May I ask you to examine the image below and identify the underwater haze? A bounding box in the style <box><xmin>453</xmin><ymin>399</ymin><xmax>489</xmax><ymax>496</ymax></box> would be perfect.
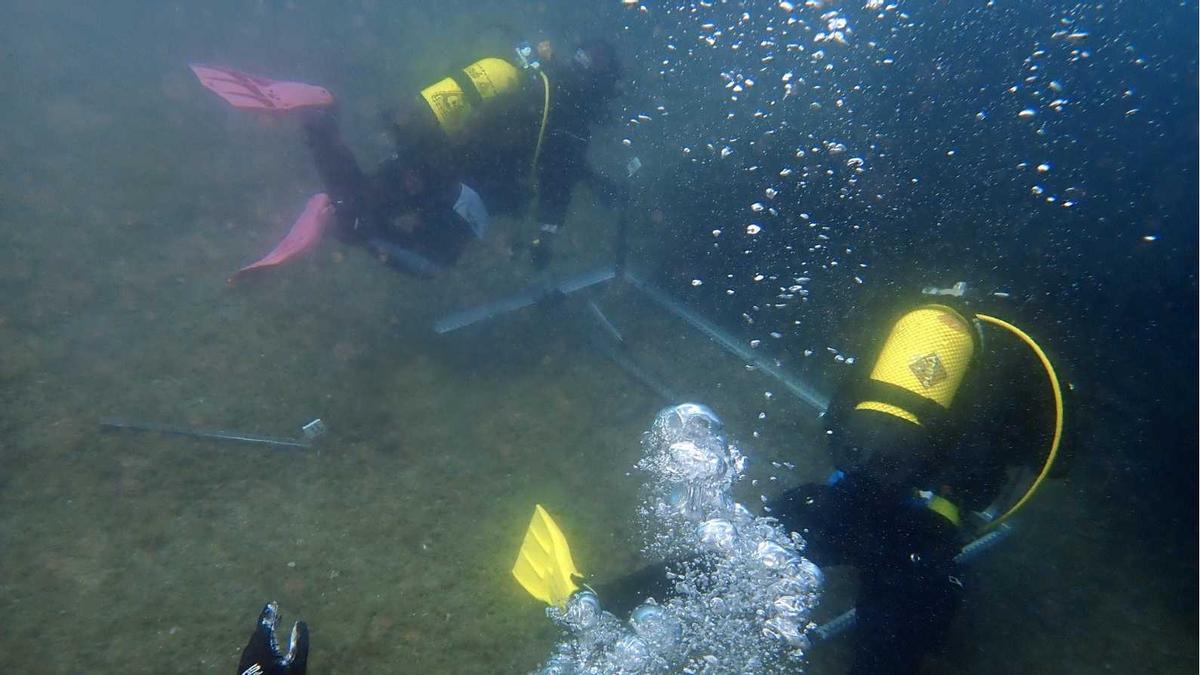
<box><xmin>1</xmin><ymin>1</ymin><xmax>1196</xmax><ymax>673</ymax></box>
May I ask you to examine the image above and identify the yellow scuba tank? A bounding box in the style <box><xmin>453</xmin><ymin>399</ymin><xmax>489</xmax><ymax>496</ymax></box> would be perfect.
<box><xmin>856</xmin><ymin>304</ymin><xmax>978</xmax><ymax>425</ymax></box>
<box><xmin>419</xmin><ymin>57</ymin><xmax>522</xmax><ymax>136</ymax></box>
<box><xmin>851</xmin><ymin>285</ymin><xmax>1066</xmax><ymax>531</ymax></box>
<box><xmin>417</xmin><ymin>51</ymin><xmax>551</xmax><ymax>183</ymax></box>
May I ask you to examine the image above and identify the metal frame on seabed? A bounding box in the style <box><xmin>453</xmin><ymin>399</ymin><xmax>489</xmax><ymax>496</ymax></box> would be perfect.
<box><xmin>432</xmin><ymin>265</ymin><xmax>830</xmax><ymax>413</ymax></box>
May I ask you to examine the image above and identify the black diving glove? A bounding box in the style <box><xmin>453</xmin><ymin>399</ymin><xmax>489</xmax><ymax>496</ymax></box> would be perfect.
<box><xmin>530</xmin><ymin>224</ymin><xmax>559</xmax><ymax>270</ymax></box>
<box><xmin>237</xmin><ymin>602</ymin><xmax>309</xmax><ymax>675</ymax></box>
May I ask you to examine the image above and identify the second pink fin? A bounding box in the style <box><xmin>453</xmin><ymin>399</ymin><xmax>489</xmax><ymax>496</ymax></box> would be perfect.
<box><xmin>230</xmin><ymin>193</ymin><xmax>335</xmax><ymax>284</ymax></box>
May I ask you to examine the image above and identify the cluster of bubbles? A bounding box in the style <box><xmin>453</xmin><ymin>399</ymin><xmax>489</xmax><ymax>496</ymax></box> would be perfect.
<box><xmin>536</xmin><ymin>404</ymin><xmax>822</xmax><ymax>674</ymax></box>
<box><xmin>600</xmin><ymin>1</ymin><xmax>1168</xmax><ymax>451</ymax></box>
<box><xmin>610</xmin><ymin>1</ymin><xmax>1159</xmax><ymax>377</ymax></box>
<box><xmin>614</xmin><ymin>0</ymin><xmax>920</xmax><ymax>304</ymax></box>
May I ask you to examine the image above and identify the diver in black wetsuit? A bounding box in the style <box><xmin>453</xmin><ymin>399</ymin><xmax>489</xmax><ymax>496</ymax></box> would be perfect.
<box><xmin>597</xmin><ymin>290</ymin><xmax>1070</xmax><ymax>674</ymax></box>
<box><xmin>300</xmin><ymin>39</ymin><xmax>622</xmax><ymax>277</ymax></box>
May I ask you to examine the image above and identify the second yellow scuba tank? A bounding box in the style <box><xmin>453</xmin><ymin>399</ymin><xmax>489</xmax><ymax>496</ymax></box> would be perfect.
<box><xmin>417</xmin><ymin>50</ymin><xmax>551</xmax><ymax>185</ymax></box>
<box><xmin>419</xmin><ymin>57</ymin><xmax>522</xmax><ymax>136</ymax></box>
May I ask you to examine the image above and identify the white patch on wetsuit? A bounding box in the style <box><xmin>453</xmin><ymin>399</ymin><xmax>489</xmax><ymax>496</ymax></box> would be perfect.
<box><xmin>454</xmin><ymin>183</ymin><xmax>489</xmax><ymax>239</ymax></box>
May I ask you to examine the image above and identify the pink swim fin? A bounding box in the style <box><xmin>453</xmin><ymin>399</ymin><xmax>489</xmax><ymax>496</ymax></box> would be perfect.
<box><xmin>190</xmin><ymin>64</ymin><xmax>334</xmax><ymax>111</ymax></box>
<box><xmin>230</xmin><ymin>193</ymin><xmax>335</xmax><ymax>284</ymax></box>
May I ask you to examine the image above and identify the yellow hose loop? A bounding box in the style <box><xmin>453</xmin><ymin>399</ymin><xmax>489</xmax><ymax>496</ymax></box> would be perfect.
<box><xmin>975</xmin><ymin>314</ymin><xmax>1065</xmax><ymax>529</ymax></box>
<box><xmin>531</xmin><ymin>70</ymin><xmax>551</xmax><ymax>197</ymax></box>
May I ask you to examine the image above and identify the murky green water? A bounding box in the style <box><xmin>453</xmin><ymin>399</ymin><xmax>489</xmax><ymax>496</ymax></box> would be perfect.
<box><xmin>1</xmin><ymin>1</ymin><xmax>1195</xmax><ymax>673</ymax></box>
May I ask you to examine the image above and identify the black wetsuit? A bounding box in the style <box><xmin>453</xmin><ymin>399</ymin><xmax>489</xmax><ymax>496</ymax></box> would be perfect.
<box><xmin>772</xmin><ymin>413</ymin><xmax>965</xmax><ymax>675</ymax></box>
<box><xmin>776</xmin><ymin>333</ymin><xmax>1059</xmax><ymax>673</ymax></box>
<box><xmin>301</xmin><ymin>58</ymin><xmax>607</xmax><ymax>277</ymax></box>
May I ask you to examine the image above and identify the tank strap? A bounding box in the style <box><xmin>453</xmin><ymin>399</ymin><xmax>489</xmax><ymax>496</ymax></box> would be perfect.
<box><xmin>449</xmin><ymin>70</ymin><xmax>484</xmax><ymax>108</ymax></box>
<box><xmin>855</xmin><ymin>379</ymin><xmax>952</xmax><ymax>430</ymax></box>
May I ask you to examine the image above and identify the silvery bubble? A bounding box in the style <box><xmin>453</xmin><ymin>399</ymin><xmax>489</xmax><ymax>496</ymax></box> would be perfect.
<box><xmin>755</xmin><ymin>540</ymin><xmax>800</xmax><ymax>570</ymax></box>
<box><xmin>697</xmin><ymin>519</ymin><xmax>739</xmax><ymax>553</ymax></box>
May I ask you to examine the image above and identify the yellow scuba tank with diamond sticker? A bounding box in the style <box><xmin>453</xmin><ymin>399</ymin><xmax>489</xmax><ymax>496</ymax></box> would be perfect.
<box><xmin>464</xmin><ymin>57</ymin><xmax>521</xmax><ymax>98</ymax></box>
<box><xmin>419</xmin><ymin>57</ymin><xmax>521</xmax><ymax>136</ymax></box>
<box><xmin>856</xmin><ymin>305</ymin><xmax>977</xmax><ymax>425</ymax></box>
<box><xmin>837</xmin><ymin>284</ymin><xmax>1066</xmax><ymax>532</ymax></box>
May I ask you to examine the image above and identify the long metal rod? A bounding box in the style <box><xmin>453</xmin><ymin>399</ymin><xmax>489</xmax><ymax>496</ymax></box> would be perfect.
<box><xmin>586</xmin><ymin>331</ymin><xmax>679</xmax><ymax>403</ymax></box>
<box><xmin>100</xmin><ymin>419</ymin><xmax>310</xmax><ymax>450</ymax></box>
<box><xmin>578</xmin><ymin>302</ymin><xmax>678</xmax><ymax>402</ymax></box>
<box><xmin>433</xmin><ymin>267</ymin><xmax>617</xmax><ymax>334</ymax></box>
<box><xmin>623</xmin><ymin>272</ymin><xmax>829</xmax><ymax>412</ymax></box>
<box><xmin>586</xmin><ymin>300</ymin><xmax>625</xmax><ymax>345</ymax></box>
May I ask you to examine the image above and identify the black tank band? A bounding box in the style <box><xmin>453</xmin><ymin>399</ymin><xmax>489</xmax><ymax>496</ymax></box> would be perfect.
<box><xmin>450</xmin><ymin>70</ymin><xmax>484</xmax><ymax>108</ymax></box>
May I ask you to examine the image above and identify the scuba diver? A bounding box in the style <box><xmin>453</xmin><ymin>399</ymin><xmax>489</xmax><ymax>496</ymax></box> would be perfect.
<box><xmin>510</xmin><ymin>282</ymin><xmax>1070</xmax><ymax>674</ymax></box>
<box><xmin>763</xmin><ymin>283</ymin><xmax>1070</xmax><ymax>673</ymax></box>
<box><xmin>191</xmin><ymin>38</ymin><xmax>622</xmax><ymax>280</ymax></box>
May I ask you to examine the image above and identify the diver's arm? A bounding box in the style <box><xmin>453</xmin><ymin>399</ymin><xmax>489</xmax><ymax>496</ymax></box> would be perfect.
<box><xmin>534</xmin><ymin>130</ymin><xmax>591</xmax><ymax>227</ymax></box>
<box><xmin>529</xmin><ymin>131</ymin><xmax>591</xmax><ymax>268</ymax></box>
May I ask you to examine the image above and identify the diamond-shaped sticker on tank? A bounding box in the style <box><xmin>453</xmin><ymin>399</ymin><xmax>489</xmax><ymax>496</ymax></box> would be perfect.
<box><xmin>909</xmin><ymin>352</ymin><xmax>947</xmax><ymax>388</ymax></box>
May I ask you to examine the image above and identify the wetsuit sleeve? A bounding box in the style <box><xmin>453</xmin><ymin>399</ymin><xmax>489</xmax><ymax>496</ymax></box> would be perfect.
<box><xmin>535</xmin><ymin>130</ymin><xmax>591</xmax><ymax>226</ymax></box>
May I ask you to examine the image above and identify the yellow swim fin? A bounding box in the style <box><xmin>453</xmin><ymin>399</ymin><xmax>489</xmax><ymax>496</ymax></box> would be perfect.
<box><xmin>512</xmin><ymin>504</ymin><xmax>581</xmax><ymax>607</ymax></box>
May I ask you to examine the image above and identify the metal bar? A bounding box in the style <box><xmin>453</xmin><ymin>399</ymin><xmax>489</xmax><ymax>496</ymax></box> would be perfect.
<box><xmin>99</xmin><ymin>419</ymin><xmax>311</xmax><ymax>450</ymax></box>
<box><xmin>433</xmin><ymin>267</ymin><xmax>617</xmax><ymax>334</ymax></box>
<box><xmin>810</xmin><ymin>523</ymin><xmax>1015</xmax><ymax>642</ymax></box>
<box><xmin>588</xmin><ymin>334</ymin><xmax>679</xmax><ymax>402</ymax></box>
<box><xmin>571</xmin><ymin>292</ymin><xmax>675</xmax><ymax>401</ymax></box>
<box><xmin>623</xmin><ymin>272</ymin><xmax>829</xmax><ymax>412</ymax></box>
<box><xmin>586</xmin><ymin>300</ymin><xmax>625</xmax><ymax>345</ymax></box>
<box><xmin>581</xmin><ymin>318</ymin><xmax>679</xmax><ymax>403</ymax></box>
<box><xmin>614</xmin><ymin>203</ymin><xmax>630</xmax><ymax>275</ymax></box>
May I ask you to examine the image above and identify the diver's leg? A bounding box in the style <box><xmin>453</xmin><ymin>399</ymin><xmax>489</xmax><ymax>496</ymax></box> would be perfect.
<box><xmin>352</xmin><ymin>175</ymin><xmax>476</xmax><ymax>277</ymax></box>
<box><xmin>591</xmin><ymin>483</ymin><xmax>851</xmax><ymax>621</ymax></box>
<box><xmin>849</xmin><ymin>509</ymin><xmax>962</xmax><ymax>675</ymax></box>
<box><xmin>592</xmin><ymin>560</ymin><xmax>681</xmax><ymax>619</ymax></box>
<box><xmin>381</xmin><ymin>102</ymin><xmax>462</xmax><ymax>208</ymax></box>
<box><xmin>300</xmin><ymin>109</ymin><xmax>371</xmax><ymax>236</ymax></box>
<box><xmin>423</xmin><ymin>206</ymin><xmax>479</xmax><ymax>265</ymax></box>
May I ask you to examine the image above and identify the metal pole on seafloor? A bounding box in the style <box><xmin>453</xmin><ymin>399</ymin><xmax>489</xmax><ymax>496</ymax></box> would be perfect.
<box><xmin>99</xmin><ymin>419</ymin><xmax>315</xmax><ymax>450</ymax></box>
<box><xmin>433</xmin><ymin>267</ymin><xmax>617</xmax><ymax>334</ymax></box>
<box><xmin>622</xmin><ymin>271</ymin><xmax>830</xmax><ymax>414</ymax></box>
